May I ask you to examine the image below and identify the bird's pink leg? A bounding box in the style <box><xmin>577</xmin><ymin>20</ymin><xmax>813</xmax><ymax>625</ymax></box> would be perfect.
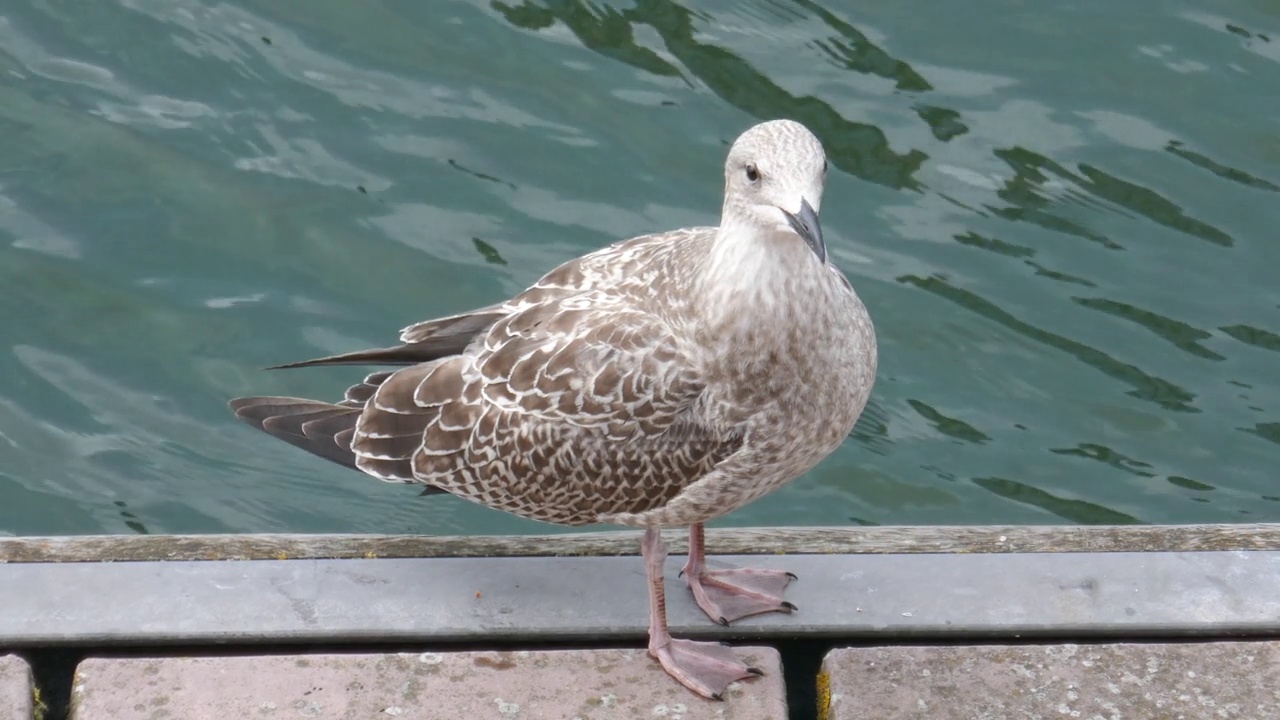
<box><xmin>681</xmin><ymin>523</ymin><xmax>796</xmax><ymax>625</ymax></box>
<box><xmin>643</xmin><ymin>528</ymin><xmax>762</xmax><ymax>700</ymax></box>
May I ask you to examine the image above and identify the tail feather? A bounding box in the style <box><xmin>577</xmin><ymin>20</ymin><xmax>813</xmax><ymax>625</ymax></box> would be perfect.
<box><xmin>230</xmin><ymin>307</ymin><xmax>505</xmax><ymax>493</ymax></box>
<box><xmin>300</xmin><ymin>410</ymin><xmax>364</xmax><ymax>442</ymax></box>
<box><xmin>229</xmin><ymin>395</ymin><xmax>447</xmax><ymax>495</ymax></box>
<box><xmin>262</xmin><ymin>406</ymin><xmax>353</xmax><ymax>440</ymax></box>
<box><xmin>231</xmin><ymin>397</ymin><xmax>362</xmax><ymax>470</ymax></box>
<box><xmin>334</xmin><ymin>427</ymin><xmax>357</xmax><ymax>451</ymax></box>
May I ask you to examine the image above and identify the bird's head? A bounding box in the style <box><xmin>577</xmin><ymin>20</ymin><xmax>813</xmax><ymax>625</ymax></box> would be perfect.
<box><xmin>720</xmin><ymin>119</ymin><xmax>828</xmax><ymax>263</ymax></box>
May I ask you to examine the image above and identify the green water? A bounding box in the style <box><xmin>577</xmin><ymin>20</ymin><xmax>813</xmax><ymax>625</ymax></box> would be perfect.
<box><xmin>1</xmin><ymin>0</ymin><xmax>1277</xmax><ymax>537</ymax></box>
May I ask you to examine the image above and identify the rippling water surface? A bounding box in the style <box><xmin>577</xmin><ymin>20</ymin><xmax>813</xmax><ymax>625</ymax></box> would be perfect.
<box><xmin>1</xmin><ymin>0</ymin><xmax>1278</xmax><ymax>536</ymax></box>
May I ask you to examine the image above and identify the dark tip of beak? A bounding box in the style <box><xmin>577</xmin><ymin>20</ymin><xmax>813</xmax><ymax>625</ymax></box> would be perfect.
<box><xmin>782</xmin><ymin>198</ymin><xmax>826</xmax><ymax>263</ymax></box>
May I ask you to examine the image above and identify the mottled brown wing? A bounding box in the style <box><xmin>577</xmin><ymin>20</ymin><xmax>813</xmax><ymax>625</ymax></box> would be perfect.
<box><xmin>351</xmin><ymin>293</ymin><xmax>743</xmax><ymax>525</ymax></box>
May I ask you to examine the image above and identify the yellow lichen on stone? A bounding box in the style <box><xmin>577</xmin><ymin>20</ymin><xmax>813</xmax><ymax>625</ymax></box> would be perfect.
<box><xmin>816</xmin><ymin>669</ymin><xmax>831</xmax><ymax>720</ymax></box>
<box><xmin>32</xmin><ymin>685</ymin><xmax>48</xmax><ymax>720</ymax></box>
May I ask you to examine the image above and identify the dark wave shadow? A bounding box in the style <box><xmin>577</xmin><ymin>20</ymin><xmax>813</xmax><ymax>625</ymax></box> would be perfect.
<box><xmin>906</xmin><ymin>399</ymin><xmax>990</xmax><ymax>444</ymax></box>
<box><xmin>1243</xmin><ymin>422</ymin><xmax>1280</xmax><ymax>446</ymax></box>
<box><xmin>794</xmin><ymin>0</ymin><xmax>931</xmax><ymax>92</ymax></box>
<box><xmin>953</xmin><ymin>231</ymin><xmax>1034</xmax><ymax>259</ymax></box>
<box><xmin>992</xmin><ymin>147</ymin><xmax>1235</xmax><ymax>249</ymax></box>
<box><xmin>1167</xmin><ymin>476</ymin><xmax>1214</xmax><ymax>493</ymax></box>
<box><xmin>972</xmin><ymin>476</ymin><xmax>1142</xmax><ymax>525</ymax></box>
<box><xmin>471</xmin><ymin>237</ymin><xmax>509</xmax><ymax>265</ymax></box>
<box><xmin>1026</xmin><ymin>261</ymin><xmax>1095</xmax><ymax>287</ymax></box>
<box><xmin>1221</xmin><ymin>324</ymin><xmax>1280</xmax><ymax>353</ymax></box>
<box><xmin>1076</xmin><ymin>164</ymin><xmax>1234</xmax><ymax>247</ymax></box>
<box><xmin>991</xmin><ymin>148</ymin><xmax>1124</xmax><ymax>250</ymax></box>
<box><xmin>899</xmin><ymin>274</ymin><xmax>1198</xmax><ymax>412</ymax></box>
<box><xmin>1051</xmin><ymin>443</ymin><xmax>1155</xmax><ymax>477</ymax></box>
<box><xmin>489</xmin><ymin>1</ymin><xmax>684</xmax><ymax>78</ymax></box>
<box><xmin>1052</xmin><ymin>443</ymin><xmax>1218</xmax><ymax>498</ymax></box>
<box><xmin>1167</xmin><ymin>141</ymin><xmax>1279</xmax><ymax>193</ymax></box>
<box><xmin>1072</xmin><ymin>298</ymin><xmax>1225</xmax><ymax>361</ymax></box>
<box><xmin>492</xmin><ymin>0</ymin><xmax>930</xmax><ymax>190</ymax></box>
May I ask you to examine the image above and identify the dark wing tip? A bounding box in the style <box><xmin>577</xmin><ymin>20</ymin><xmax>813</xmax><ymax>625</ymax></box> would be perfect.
<box><xmin>228</xmin><ymin>396</ymin><xmax>363</xmax><ymax>470</ymax></box>
<box><xmin>228</xmin><ymin>395</ymin><xmax>321</xmax><ymax>423</ymax></box>
<box><xmin>228</xmin><ymin>396</ymin><xmax>269</xmax><ymax>413</ymax></box>
<box><xmin>226</xmin><ymin>396</ymin><xmax>445</xmax><ymax>498</ymax></box>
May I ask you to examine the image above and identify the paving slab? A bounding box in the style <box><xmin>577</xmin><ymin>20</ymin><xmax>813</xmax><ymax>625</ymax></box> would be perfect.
<box><xmin>821</xmin><ymin>641</ymin><xmax>1280</xmax><ymax>719</ymax></box>
<box><xmin>71</xmin><ymin>648</ymin><xmax>785</xmax><ymax>719</ymax></box>
<box><xmin>0</xmin><ymin>654</ymin><xmax>33</xmax><ymax>720</ymax></box>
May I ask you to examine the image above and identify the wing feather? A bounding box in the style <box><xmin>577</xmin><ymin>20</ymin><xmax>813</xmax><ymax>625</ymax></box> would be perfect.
<box><xmin>349</xmin><ymin>292</ymin><xmax>741</xmax><ymax>525</ymax></box>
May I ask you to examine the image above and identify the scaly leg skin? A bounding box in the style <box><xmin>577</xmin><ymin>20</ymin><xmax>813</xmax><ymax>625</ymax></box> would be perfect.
<box><xmin>682</xmin><ymin>523</ymin><xmax>797</xmax><ymax>625</ymax></box>
<box><xmin>643</xmin><ymin>528</ymin><xmax>763</xmax><ymax>700</ymax></box>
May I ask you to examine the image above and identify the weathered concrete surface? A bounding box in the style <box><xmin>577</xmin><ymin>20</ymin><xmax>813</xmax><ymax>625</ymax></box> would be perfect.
<box><xmin>0</xmin><ymin>654</ymin><xmax>33</xmax><ymax>720</ymax></box>
<box><xmin>9</xmin><ymin>552</ymin><xmax>1280</xmax><ymax>647</ymax></box>
<box><xmin>71</xmin><ymin>648</ymin><xmax>785</xmax><ymax>719</ymax></box>
<box><xmin>821</xmin><ymin>641</ymin><xmax>1280</xmax><ymax>719</ymax></box>
<box><xmin>9</xmin><ymin>524</ymin><xmax>1280</xmax><ymax>563</ymax></box>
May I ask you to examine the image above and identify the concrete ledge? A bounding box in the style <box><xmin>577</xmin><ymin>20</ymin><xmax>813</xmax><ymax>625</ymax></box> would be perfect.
<box><xmin>820</xmin><ymin>641</ymin><xmax>1280</xmax><ymax>719</ymax></box>
<box><xmin>3</xmin><ymin>551</ymin><xmax>1280</xmax><ymax>646</ymax></box>
<box><xmin>0</xmin><ymin>654</ymin><xmax>33</xmax><ymax>720</ymax></box>
<box><xmin>6</xmin><ymin>527</ymin><xmax>1280</xmax><ymax>718</ymax></box>
<box><xmin>4</xmin><ymin>524</ymin><xmax>1279</xmax><ymax>562</ymax></box>
<box><xmin>69</xmin><ymin>649</ymin><xmax>786</xmax><ymax>719</ymax></box>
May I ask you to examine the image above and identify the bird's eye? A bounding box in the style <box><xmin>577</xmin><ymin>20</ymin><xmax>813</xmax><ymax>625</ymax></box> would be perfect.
<box><xmin>822</xmin><ymin>160</ymin><xmax>828</xmax><ymax>173</ymax></box>
<box><xmin>745</xmin><ymin>164</ymin><xmax>760</xmax><ymax>182</ymax></box>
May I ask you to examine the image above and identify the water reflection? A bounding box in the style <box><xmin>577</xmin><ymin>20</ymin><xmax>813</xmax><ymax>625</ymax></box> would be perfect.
<box><xmin>906</xmin><ymin>400</ymin><xmax>991</xmax><ymax>445</ymax></box>
<box><xmin>898</xmin><ymin>274</ymin><xmax>1199</xmax><ymax>412</ymax></box>
<box><xmin>1167</xmin><ymin>142</ymin><xmax>1280</xmax><ymax>192</ymax></box>
<box><xmin>1073</xmin><ymin>298</ymin><xmax>1225</xmax><ymax>362</ymax></box>
<box><xmin>971</xmin><ymin>477</ymin><xmax>1141</xmax><ymax>525</ymax></box>
<box><xmin>1222</xmin><ymin>325</ymin><xmax>1280</xmax><ymax>352</ymax></box>
<box><xmin>1050</xmin><ymin>443</ymin><xmax>1155</xmax><ymax>477</ymax></box>
<box><xmin>494</xmin><ymin>0</ymin><xmax>928</xmax><ymax>189</ymax></box>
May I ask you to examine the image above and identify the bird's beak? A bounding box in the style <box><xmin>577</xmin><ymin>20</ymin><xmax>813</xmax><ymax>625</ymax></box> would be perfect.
<box><xmin>781</xmin><ymin>198</ymin><xmax>826</xmax><ymax>263</ymax></box>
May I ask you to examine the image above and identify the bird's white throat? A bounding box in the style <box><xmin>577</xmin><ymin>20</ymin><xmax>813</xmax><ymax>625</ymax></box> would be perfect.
<box><xmin>699</xmin><ymin>222</ymin><xmax>822</xmax><ymax>331</ymax></box>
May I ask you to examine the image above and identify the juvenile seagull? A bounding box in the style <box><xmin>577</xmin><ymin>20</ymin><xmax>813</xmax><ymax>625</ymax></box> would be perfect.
<box><xmin>230</xmin><ymin>119</ymin><xmax>877</xmax><ymax>700</ymax></box>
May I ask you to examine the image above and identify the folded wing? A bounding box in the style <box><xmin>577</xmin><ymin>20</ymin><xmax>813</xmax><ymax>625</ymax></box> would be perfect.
<box><xmin>350</xmin><ymin>292</ymin><xmax>742</xmax><ymax>525</ymax></box>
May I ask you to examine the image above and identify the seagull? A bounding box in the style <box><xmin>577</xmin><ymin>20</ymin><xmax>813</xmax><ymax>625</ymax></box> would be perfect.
<box><xmin>230</xmin><ymin>119</ymin><xmax>877</xmax><ymax>700</ymax></box>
